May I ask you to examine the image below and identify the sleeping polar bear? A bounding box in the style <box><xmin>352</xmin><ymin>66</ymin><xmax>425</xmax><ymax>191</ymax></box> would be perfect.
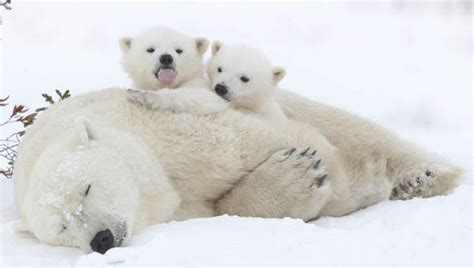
<box><xmin>13</xmin><ymin>88</ymin><xmax>348</xmax><ymax>253</ymax></box>
<box><xmin>13</xmin><ymin>87</ymin><xmax>461</xmax><ymax>254</ymax></box>
<box><xmin>12</xmin><ymin>28</ymin><xmax>461</xmax><ymax>254</ymax></box>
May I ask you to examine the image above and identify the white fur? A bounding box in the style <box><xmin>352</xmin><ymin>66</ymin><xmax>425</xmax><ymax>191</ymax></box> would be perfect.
<box><xmin>14</xmin><ymin>88</ymin><xmax>461</xmax><ymax>252</ymax></box>
<box><xmin>14</xmin><ymin>88</ymin><xmax>346</xmax><ymax>251</ymax></box>
<box><xmin>123</xmin><ymin>37</ymin><xmax>287</xmax><ymax>123</ymax></box>
<box><xmin>120</xmin><ymin>27</ymin><xmax>209</xmax><ymax>90</ymax></box>
<box><xmin>207</xmin><ymin>42</ymin><xmax>287</xmax><ymax>122</ymax></box>
<box><xmin>120</xmin><ymin>29</ymin><xmax>461</xmax><ymax>216</ymax></box>
<box><xmin>123</xmin><ymin>40</ymin><xmax>340</xmax><ymax>221</ymax></box>
<box><xmin>13</xmin><ymin>28</ymin><xmax>462</xmax><ymax>252</ymax></box>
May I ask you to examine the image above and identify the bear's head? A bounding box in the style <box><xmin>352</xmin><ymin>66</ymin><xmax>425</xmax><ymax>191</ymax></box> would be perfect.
<box><xmin>206</xmin><ymin>42</ymin><xmax>286</xmax><ymax>111</ymax></box>
<box><xmin>120</xmin><ymin>27</ymin><xmax>209</xmax><ymax>90</ymax></box>
<box><xmin>16</xmin><ymin>117</ymin><xmax>180</xmax><ymax>254</ymax></box>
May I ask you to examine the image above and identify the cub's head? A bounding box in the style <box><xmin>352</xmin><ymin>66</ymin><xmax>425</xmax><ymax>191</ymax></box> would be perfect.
<box><xmin>120</xmin><ymin>27</ymin><xmax>209</xmax><ymax>90</ymax></box>
<box><xmin>16</xmin><ymin>117</ymin><xmax>179</xmax><ymax>254</ymax></box>
<box><xmin>206</xmin><ymin>42</ymin><xmax>286</xmax><ymax>110</ymax></box>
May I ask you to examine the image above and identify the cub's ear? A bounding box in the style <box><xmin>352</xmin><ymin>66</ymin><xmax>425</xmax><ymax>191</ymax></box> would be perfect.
<box><xmin>211</xmin><ymin>41</ymin><xmax>223</xmax><ymax>56</ymax></box>
<box><xmin>74</xmin><ymin>117</ymin><xmax>97</xmax><ymax>143</ymax></box>
<box><xmin>119</xmin><ymin>37</ymin><xmax>133</xmax><ymax>53</ymax></box>
<box><xmin>272</xmin><ymin>67</ymin><xmax>286</xmax><ymax>84</ymax></box>
<box><xmin>14</xmin><ymin>219</ymin><xmax>30</xmax><ymax>233</ymax></box>
<box><xmin>195</xmin><ymin>38</ymin><xmax>209</xmax><ymax>56</ymax></box>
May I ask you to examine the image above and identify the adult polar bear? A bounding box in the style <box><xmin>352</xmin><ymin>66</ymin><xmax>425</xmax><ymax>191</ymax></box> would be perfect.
<box><xmin>120</xmin><ymin>27</ymin><xmax>461</xmax><ymax>202</ymax></box>
<box><xmin>13</xmin><ymin>27</ymin><xmax>461</xmax><ymax>253</ymax></box>
<box><xmin>14</xmin><ymin>88</ymin><xmax>346</xmax><ymax>253</ymax></box>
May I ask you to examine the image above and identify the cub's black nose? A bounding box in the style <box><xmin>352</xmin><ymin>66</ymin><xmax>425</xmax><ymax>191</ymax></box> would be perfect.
<box><xmin>90</xmin><ymin>229</ymin><xmax>114</xmax><ymax>254</ymax></box>
<box><xmin>159</xmin><ymin>54</ymin><xmax>174</xmax><ymax>66</ymax></box>
<box><xmin>215</xmin><ymin>84</ymin><xmax>228</xmax><ymax>96</ymax></box>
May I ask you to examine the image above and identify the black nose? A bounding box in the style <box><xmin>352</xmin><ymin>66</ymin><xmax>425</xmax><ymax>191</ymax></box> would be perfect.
<box><xmin>215</xmin><ymin>84</ymin><xmax>228</xmax><ymax>96</ymax></box>
<box><xmin>90</xmin><ymin>229</ymin><xmax>114</xmax><ymax>254</ymax></box>
<box><xmin>159</xmin><ymin>54</ymin><xmax>173</xmax><ymax>66</ymax></box>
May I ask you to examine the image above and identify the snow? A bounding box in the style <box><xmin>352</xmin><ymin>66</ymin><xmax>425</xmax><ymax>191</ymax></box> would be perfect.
<box><xmin>1</xmin><ymin>1</ymin><xmax>472</xmax><ymax>266</ymax></box>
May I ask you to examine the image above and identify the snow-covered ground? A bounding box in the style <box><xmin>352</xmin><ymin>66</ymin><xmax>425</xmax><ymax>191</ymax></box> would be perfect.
<box><xmin>1</xmin><ymin>1</ymin><xmax>472</xmax><ymax>266</ymax></box>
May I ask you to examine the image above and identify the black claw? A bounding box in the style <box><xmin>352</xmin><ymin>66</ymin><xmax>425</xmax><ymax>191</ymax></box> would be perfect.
<box><xmin>425</xmin><ymin>170</ymin><xmax>432</xmax><ymax>177</ymax></box>
<box><xmin>416</xmin><ymin>176</ymin><xmax>422</xmax><ymax>184</ymax></box>
<box><xmin>315</xmin><ymin>174</ymin><xmax>327</xmax><ymax>187</ymax></box>
<box><xmin>313</xmin><ymin>159</ymin><xmax>321</xmax><ymax>169</ymax></box>
<box><xmin>391</xmin><ymin>187</ymin><xmax>399</xmax><ymax>197</ymax></box>
<box><xmin>284</xmin><ymin>148</ymin><xmax>297</xmax><ymax>156</ymax></box>
<box><xmin>399</xmin><ymin>183</ymin><xmax>408</xmax><ymax>192</ymax></box>
<box><xmin>300</xmin><ymin>147</ymin><xmax>311</xmax><ymax>156</ymax></box>
<box><xmin>311</xmin><ymin>150</ymin><xmax>317</xmax><ymax>156</ymax></box>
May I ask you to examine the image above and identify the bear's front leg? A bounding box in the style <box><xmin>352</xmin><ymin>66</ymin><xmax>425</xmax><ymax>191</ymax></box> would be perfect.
<box><xmin>216</xmin><ymin>147</ymin><xmax>332</xmax><ymax>222</ymax></box>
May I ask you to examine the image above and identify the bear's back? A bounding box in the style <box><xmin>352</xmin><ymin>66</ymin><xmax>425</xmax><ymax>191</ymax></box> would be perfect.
<box><xmin>14</xmin><ymin>88</ymin><xmax>272</xmax><ymax>207</ymax></box>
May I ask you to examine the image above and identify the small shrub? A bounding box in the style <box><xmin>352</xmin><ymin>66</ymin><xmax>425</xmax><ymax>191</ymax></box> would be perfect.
<box><xmin>1</xmin><ymin>90</ymin><xmax>71</xmax><ymax>179</ymax></box>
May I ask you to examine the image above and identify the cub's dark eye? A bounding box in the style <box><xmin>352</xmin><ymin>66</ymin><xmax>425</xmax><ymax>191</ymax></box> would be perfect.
<box><xmin>176</xmin><ymin>49</ymin><xmax>183</xmax><ymax>54</ymax></box>
<box><xmin>217</xmin><ymin>67</ymin><xmax>222</xmax><ymax>73</ymax></box>
<box><xmin>240</xmin><ymin>76</ymin><xmax>250</xmax><ymax>83</ymax></box>
<box><xmin>146</xmin><ymin>47</ymin><xmax>155</xmax><ymax>53</ymax></box>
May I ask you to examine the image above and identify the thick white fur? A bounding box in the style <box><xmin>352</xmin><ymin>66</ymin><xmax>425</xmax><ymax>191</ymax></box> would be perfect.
<box><xmin>121</xmin><ymin>28</ymin><xmax>460</xmax><ymax>216</ymax></box>
<box><xmin>14</xmin><ymin>88</ymin><xmax>461</xmax><ymax>252</ymax></box>
<box><xmin>120</xmin><ymin>27</ymin><xmax>209</xmax><ymax>90</ymax></box>
<box><xmin>206</xmin><ymin>42</ymin><xmax>287</xmax><ymax>122</ymax></box>
<box><xmin>125</xmin><ymin>42</ymin><xmax>288</xmax><ymax>123</ymax></box>
<box><xmin>14</xmin><ymin>88</ymin><xmax>346</xmax><ymax>251</ymax></box>
<box><xmin>124</xmin><ymin>40</ymin><xmax>340</xmax><ymax>220</ymax></box>
<box><xmin>14</xmin><ymin>28</ymin><xmax>462</xmax><ymax>252</ymax></box>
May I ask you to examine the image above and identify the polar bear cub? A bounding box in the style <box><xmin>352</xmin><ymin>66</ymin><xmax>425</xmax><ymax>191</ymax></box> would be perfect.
<box><xmin>127</xmin><ymin>42</ymin><xmax>288</xmax><ymax>122</ymax></box>
<box><xmin>120</xmin><ymin>27</ymin><xmax>209</xmax><ymax>90</ymax></box>
<box><xmin>206</xmin><ymin>42</ymin><xmax>287</xmax><ymax>121</ymax></box>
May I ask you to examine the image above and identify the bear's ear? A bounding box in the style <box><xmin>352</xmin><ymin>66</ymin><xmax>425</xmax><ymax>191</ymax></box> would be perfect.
<box><xmin>211</xmin><ymin>41</ymin><xmax>223</xmax><ymax>56</ymax></box>
<box><xmin>272</xmin><ymin>67</ymin><xmax>286</xmax><ymax>84</ymax></box>
<box><xmin>195</xmin><ymin>38</ymin><xmax>209</xmax><ymax>56</ymax></box>
<box><xmin>119</xmin><ymin>37</ymin><xmax>133</xmax><ymax>53</ymax></box>
<box><xmin>14</xmin><ymin>219</ymin><xmax>30</xmax><ymax>233</ymax></box>
<box><xmin>74</xmin><ymin>117</ymin><xmax>97</xmax><ymax>143</ymax></box>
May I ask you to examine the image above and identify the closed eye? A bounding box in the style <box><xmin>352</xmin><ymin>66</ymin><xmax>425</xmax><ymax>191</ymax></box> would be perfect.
<box><xmin>59</xmin><ymin>225</ymin><xmax>67</xmax><ymax>234</ymax></box>
<box><xmin>83</xmin><ymin>184</ymin><xmax>91</xmax><ymax>197</ymax></box>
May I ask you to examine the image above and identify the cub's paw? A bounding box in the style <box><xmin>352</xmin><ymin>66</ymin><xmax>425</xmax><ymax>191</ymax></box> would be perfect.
<box><xmin>275</xmin><ymin>147</ymin><xmax>329</xmax><ymax>189</ymax></box>
<box><xmin>390</xmin><ymin>169</ymin><xmax>436</xmax><ymax>200</ymax></box>
<box><xmin>126</xmin><ymin>88</ymin><xmax>149</xmax><ymax>106</ymax></box>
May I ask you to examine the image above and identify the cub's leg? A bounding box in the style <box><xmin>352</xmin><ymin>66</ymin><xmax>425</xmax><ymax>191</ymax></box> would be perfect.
<box><xmin>216</xmin><ymin>147</ymin><xmax>332</xmax><ymax>221</ymax></box>
<box><xmin>126</xmin><ymin>88</ymin><xmax>229</xmax><ymax>115</ymax></box>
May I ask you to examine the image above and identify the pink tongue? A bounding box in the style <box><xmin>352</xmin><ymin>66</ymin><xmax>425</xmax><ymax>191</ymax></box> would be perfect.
<box><xmin>158</xmin><ymin>69</ymin><xmax>177</xmax><ymax>85</ymax></box>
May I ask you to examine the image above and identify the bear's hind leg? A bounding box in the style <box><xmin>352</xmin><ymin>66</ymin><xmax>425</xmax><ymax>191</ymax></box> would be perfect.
<box><xmin>388</xmin><ymin>153</ymin><xmax>462</xmax><ymax>200</ymax></box>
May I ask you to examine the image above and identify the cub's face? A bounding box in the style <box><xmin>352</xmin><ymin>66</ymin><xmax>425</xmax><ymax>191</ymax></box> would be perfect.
<box><xmin>206</xmin><ymin>42</ymin><xmax>285</xmax><ymax>110</ymax></box>
<box><xmin>120</xmin><ymin>27</ymin><xmax>209</xmax><ymax>90</ymax></box>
